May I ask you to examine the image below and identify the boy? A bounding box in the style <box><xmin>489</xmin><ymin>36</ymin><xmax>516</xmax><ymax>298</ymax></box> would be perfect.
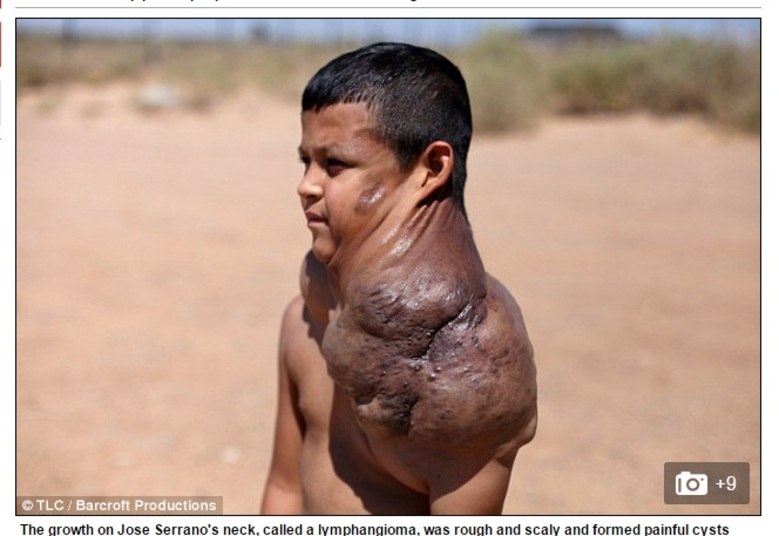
<box><xmin>261</xmin><ymin>43</ymin><xmax>537</xmax><ymax>514</ymax></box>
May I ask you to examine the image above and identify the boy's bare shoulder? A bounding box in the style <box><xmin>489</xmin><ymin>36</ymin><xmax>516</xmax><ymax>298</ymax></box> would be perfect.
<box><xmin>481</xmin><ymin>273</ymin><xmax>533</xmax><ymax>354</ymax></box>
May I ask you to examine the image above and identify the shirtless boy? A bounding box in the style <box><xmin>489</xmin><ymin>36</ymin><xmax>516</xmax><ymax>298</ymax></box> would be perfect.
<box><xmin>261</xmin><ymin>43</ymin><xmax>537</xmax><ymax>514</ymax></box>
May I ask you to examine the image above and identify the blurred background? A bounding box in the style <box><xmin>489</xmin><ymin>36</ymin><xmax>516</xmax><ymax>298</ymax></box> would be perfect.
<box><xmin>17</xmin><ymin>18</ymin><xmax>760</xmax><ymax>133</ymax></box>
<box><xmin>16</xmin><ymin>19</ymin><xmax>760</xmax><ymax>514</ymax></box>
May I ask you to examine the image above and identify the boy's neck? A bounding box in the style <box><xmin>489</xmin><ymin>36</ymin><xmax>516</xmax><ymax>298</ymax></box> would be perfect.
<box><xmin>329</xmin><ymin>196</ymin><xmax>483</xmax><ymax>302</ymax></box>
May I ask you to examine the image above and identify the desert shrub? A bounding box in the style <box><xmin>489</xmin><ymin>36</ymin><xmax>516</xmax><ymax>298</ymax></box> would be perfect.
<box><xmin>546</xmin><ymin>36</ymin><xmax>759</xmax><ymax>133</ymax></box>
<box><xmin>458</xmin><ymin>31</ymin><xmax>546</xmax><ymax>133</ymax></box>
<box><xmin>633</xmin><ymin>39</ymin><xmax>720</xmax><ymax>114</ymax></box>
<box><xmin>549</xmin><ymin>43</ymin><xmax>648</xmax><ymax>114</ymax></box>
<box><xmin>17</xmin><ymin>34</ymin><xmax>146</xmax><ymax>89</ymax></box>
<box><xmin>703</xmin><ymin>41</ymin><xmax>760</xmax><ymax>133</ymax></box>
<box><xmin>637</xmin><ymin>38</ymin><xmax>759</xmax><ymax>132</ymax></box>
<box><xmin>17</xmin><ymin>35</ymin><xmax>66</xmax><ymax>88</ymax></box>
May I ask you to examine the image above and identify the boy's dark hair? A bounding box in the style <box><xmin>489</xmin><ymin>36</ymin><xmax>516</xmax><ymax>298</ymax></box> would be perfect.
<box><xmin>302</xmin><ymin>42</ymin><xmax>473</xmax><ymax>218</ymax></box>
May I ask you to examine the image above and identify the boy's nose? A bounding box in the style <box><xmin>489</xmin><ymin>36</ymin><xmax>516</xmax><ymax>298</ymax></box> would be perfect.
<box><xmin>296</xmin><ymin>167</ymin><xmax>325</xmax><ymax>201</ymax></box>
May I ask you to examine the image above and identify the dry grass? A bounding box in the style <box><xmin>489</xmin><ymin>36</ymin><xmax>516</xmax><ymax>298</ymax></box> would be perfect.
<box><xmin>548</xmin><ymin>36</ymin><xmax>760</xmax><ymax>132</ymax></box>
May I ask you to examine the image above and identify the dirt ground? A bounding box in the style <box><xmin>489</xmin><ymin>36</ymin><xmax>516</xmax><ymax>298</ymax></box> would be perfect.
<box><xmin>16</xmin><ymin>84</ymin><xmax>760</xmax><ymax>515</ymax></box>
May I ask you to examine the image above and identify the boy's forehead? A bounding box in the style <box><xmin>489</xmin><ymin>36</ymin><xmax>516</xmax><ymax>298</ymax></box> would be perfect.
<box><xmin>300</xmin><ymin>103</ymin><xmax>380</xmax><ymax>146</ymax></box>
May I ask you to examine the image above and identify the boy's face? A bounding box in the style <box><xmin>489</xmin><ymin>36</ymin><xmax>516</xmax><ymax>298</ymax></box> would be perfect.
<box><xmin>297</xmin><ymin>103</ymin><xmax>412</xmax><ymax>265</ymax></box>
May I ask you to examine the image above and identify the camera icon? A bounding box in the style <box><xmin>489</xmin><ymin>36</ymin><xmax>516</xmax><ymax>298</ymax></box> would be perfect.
<box><xmin>675</xmin><ymin>471</ymin><xmax>708</xmax><ymax>496</ymax></box>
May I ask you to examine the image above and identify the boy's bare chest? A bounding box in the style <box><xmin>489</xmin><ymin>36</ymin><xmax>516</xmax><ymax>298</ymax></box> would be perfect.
<box><xmin>294</xmin><ymin>355</ymin><xmax>430</xmax><ymax>513</ymax></box>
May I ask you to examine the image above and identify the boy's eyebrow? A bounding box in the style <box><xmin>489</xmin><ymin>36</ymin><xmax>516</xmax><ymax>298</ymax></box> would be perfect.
<box><xmin>298</xmin><ymin>141</ymin><xmax>363</xmax><ymax>160</ymax></box>
<box><xmin>298</xmin><ymin>125</ymin><xmax>380</xmax><ymax>162</ymax></box>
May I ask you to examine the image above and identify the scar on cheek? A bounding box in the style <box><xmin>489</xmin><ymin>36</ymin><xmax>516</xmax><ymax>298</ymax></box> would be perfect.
<box><xmin>355</xmin><ymin>186</ymin><xmax>385</xmax><ymax>214</ymax></box>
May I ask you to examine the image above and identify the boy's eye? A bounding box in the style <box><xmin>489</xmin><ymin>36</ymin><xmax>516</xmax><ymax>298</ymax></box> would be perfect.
<box><xmin>325</xmin><ymin>159</ymin><xmax>348</xmax><ymax>176</ymax></box>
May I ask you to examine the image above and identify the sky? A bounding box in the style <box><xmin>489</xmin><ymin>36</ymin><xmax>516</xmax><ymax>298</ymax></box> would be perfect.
<box><xmin>15</xmin><ymin>18</ymin><xmax>761</xmax><ymax>46</ymax></box>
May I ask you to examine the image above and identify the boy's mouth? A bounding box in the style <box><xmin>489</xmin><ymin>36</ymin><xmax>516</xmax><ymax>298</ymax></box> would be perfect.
<box><xmin>305</xmin><ymin>210</ymin><xmax>328</xmax><ymax>227</ymax></box>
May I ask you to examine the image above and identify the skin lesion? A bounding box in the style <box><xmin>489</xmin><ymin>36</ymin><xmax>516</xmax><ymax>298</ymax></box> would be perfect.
<box><xmin>355</xmin><ymin>185</ymin><xmax>387</xmax><ymax>215</ymax></box>
<box><xmin>323</xmin><ymin>274</ymin><xmax>536</xmax><ymax>453</ymax></box>
<box><xmin>352</xmin><ymin>390</ymin><xmax>419</xmax><ymax>437</ymax></box>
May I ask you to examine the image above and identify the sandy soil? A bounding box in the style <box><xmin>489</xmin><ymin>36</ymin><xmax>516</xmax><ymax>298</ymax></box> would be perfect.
<box><xmin>16</xmin><ymin>84</ymin><xmax>760</xmax><ymax>515</ymax></box>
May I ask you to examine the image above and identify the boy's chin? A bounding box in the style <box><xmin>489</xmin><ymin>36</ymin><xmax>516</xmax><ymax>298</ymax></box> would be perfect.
<box><xmin>310</xmin><ymin>240</ymin><xmax>336</xmax><ymax>267</ymax></box>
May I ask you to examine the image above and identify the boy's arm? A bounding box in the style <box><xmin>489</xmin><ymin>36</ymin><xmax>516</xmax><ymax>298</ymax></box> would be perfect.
<box><xmin>261</xmin><ymin>299</ymin><xmax>306</xmax><ymax>514</ymax></box>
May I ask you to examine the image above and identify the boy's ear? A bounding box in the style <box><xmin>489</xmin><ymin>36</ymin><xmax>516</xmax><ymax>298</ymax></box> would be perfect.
<box><xmin>415</xmin><ymin>141</ymin><xmax>455</xmax><ymax>198</ymax></box>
